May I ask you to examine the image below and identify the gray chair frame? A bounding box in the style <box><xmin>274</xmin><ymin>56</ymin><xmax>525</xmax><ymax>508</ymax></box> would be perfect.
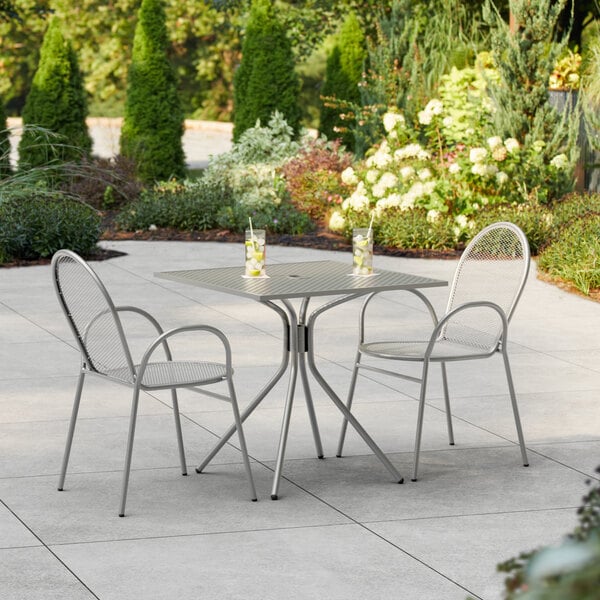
<box><xmin>336</xmin><ymin>222</ymin><xmax>530</xmax><ymax>481</ymax></box>
<box><xmin>52</xmin><ymin>249</ymin><xmax>257</xmax><ymax>516</ymax></box>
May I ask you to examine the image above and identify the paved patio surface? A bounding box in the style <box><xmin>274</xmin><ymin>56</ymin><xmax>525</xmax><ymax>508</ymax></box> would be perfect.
<box><xmin>1</xmin><ymin>240</ymin><xmax>599</xmax><ymax>599</ymax></box>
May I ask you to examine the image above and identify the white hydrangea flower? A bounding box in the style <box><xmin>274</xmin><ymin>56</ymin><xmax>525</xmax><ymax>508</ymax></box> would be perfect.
<box><xmin>349</xmin><ymin>194</ymin><xmax>370</xmax><ymax>211</ymax></box>
<box><xmin>442</xmin><ymin>116</ymin><xmax>453</xmax><ymax>128</ymax></box>
<box><xmin>455</xmin><ymin>214</ymin><xmax>468</xmax><ymax>228</ymax></box>
<box><xmin>496</xmin><ymin>171</ymin><xmax>509</xmax><ymax>185</ymax></box>
<box><xmin>418</xmin><ymin>110</ymin><xmax>432</xmax><ymax>125</ymax></box>
<box><xmin>372</xmin><ymin>150</ymin><xmax>392</xmax><ymax>168</ymax></box>
<box><xmin>471</xmin><ymin>163</ymin><xmax>489</xmax><ymax>176</ymax></box>
<box><xmin>504</xmin><ymin>138</ymin><xmax>520</xmax><ymax>153</ymax></box>
<box><xmin>486</xmin><ymin>164</ymin><xmax>499</xmax><ymax>176</ymax></box>
<box><xmin>372</xmin><ymin>183</ymin><xmax>386</xmax><ymax>198</ymax></box>
<box><xmin>417</xmin><ymin>148</ymin><xmax>432</xmax><ymax>160</ymax></box>
<box><xmin>399</xmin><ymin>166</ymin><xmax>415</xmax><ymax>180</ymax></box>
<box><xmin>366</xmin><ymin>169</ymin><xmax>379</xmax><ymax>183</ymax></box>
<box><xmin>329</xmin><ymin>211</ymin><xmax>346</xmax><ymax>232</ymax></box>
<box><xmin>427</xmin><ymin>209</ymin><xmax>440</xmax><ymax>223</ymax></box>
<box><xmin>417</xmin><ymin>168</ymin><xmax>432</xmax><ymax>181</ymax></box>
<box><xmin>400</xmin><ymin>194</ymin><xmax>416</xmax><ymax>210</ymax></box>
<box><xmin>386</xmin><ymin>193</ymin><xmax>402</xmax><ymax>207</ymax></box>
<box><xmin>448</xmin><ymin>162</ymin><xmax>461</xmax><ymax>175</ymax></box>
<box><xmin>532</xmin><ymin>140</ymin><xmax>546</xmax><ymax>153</ymax></box>
<box><xmin>383</xmin><ymin>112</ymin><xmax>405</xmax><ymax>133</ymax></box>
<box><xmin>469</xmin><ymin>147</ymin><xmax>488</xmax><ymax>163</ymax></box>
<box><xmin>423</xmin><ymin>181</ymin><xmax>436</xmax><ymax>195</ymax></box>
<box><xmin>487</xmin><ymin>136</ymin><xmax>503</xmax><ymax>150</ymax></box>
<box><xmin>379</xmin><ymin>172</ymin><xmax>398</xmax><ymax>189</ymax></box>
<box><xmin>341</xmin><ymin>167</ymin><xmax>358</xmax><ymax>185</ymax></box>
<box><xmin>426</xmin><ymin>99</ymin><xmax>443</xmax><ymax>115</ymax></box>
<box><xmin>550</xmin><ymin>153</ymin><xmax>569</xmax><ymax>169</ymax></box>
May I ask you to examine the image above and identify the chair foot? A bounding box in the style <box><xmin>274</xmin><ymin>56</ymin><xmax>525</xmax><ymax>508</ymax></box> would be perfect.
<box><xmin>335</xmin><ymin>454</ymin><xmax>342</xmax><ymax>458</ymax></box>
<box><xmin>271</xmin><ymin>494</ymin><xmax>278</xmax><ymax>500</ymax></box>
<box><xmin>449</xmin><ymin>442</ymin><xmax>455</xmax><ymax>446</ymax></box>
<box><xmin>317</xmin><ymin>455</ymin><xmax>324</xmax><ymax>460</ymax></box>
<box><xmin>252</xmin><ymin>498</ymin><xmax>257</xmax><ymax>502</ymax></box>
<box><xmin>182</xmin><ymin>472</ymin><xmax>188</xmax><ymax>476</ymax></box>
<box><xmin>58</xmin><ymin>488</ymin><xmax>63</xmax><ymax>492</ymax></box>
<box><xmin>195</xmin><ymin>467</ymin><xmax>202</xmax><ymax>474</ymax></box>
<box><xmin>524</xmin><ymin>463</ymin><xmax>529</xmax><ymax>467</ymax></box>
<box><xmin>398</xmin><ymin>478</ymin><xmax>404</xmax><ymax>484</ymax></box>
<box><xmin>119</xmin><ymin>513</ymin><xmax>125</xmax><ymax>518</ymax></box>
<box><xmin>411</xmin><ymin>478</ymin><xmax>417</xmax><ymax>482</ymax></box>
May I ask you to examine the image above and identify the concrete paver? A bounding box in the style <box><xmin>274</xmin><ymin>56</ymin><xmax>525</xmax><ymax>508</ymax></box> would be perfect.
<box><xmin>1</xmin><ymin>240</ymin><xmax>599</xmax><ymax>599</ymax></box>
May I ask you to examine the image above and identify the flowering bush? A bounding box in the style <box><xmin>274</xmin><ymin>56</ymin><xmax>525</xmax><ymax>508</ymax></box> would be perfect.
<box><xmin>329</xmin><ymin>63</ymin><xmax>576</xmax><ymax>241</ymax></box>
<box><xmin>281</xmin><ymin>137</ymin><xmax>353</xmax><ymax>223</ymax></box>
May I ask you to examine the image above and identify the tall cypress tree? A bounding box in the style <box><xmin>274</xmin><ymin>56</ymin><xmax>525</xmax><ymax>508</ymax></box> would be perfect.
<box><xmin>120</xmin><ymin>0</ymin><xmax>185</xmax><ymax>183</ymax></box>
<box><xmin>18</xmin><ymin>17</ymin><xmax>92</xmax><ymax>169</ymax></box>
<box><xmin>319</xmin><ymin>12</ymin><xmax>366</xmax><ymax>152</ymax></box>
<box><xmin>0</xmin><ymin>96</ymin><xmax>11</xmax><ymax>178</ymax></box>
<box><xmin>233</xmin><ymin>0</ymin><xmax>301</xmax><ymax>142</ymax></box>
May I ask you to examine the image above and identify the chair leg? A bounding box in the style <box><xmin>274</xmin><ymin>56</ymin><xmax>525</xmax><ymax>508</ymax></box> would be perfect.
<box><xmin>119</xmin><ymin>386</ymin><xmax>141</xmax><ymax>517</ymax></box>
<box><xmin>58</xmin><ymin>370</ymin><xmax>86</xmax><ymax>491</ymax></box>
<box><xmin>171</xmin><ymin>390</ymin><xmax>188</xmax><ymax>476</ymax></box>
<box><xmin>412</xmin><ymin>361</ymin><xmax>430</xmax><ymax>482</ymax></box>
<box><xmin>440</xmin><ymin>362</ymin><xmax>455</xmax><ymax>446</ymax></box>
<box><xmin>502</xmin><ymin>349</ymin><xmax>529</xmax><ymax>467</ymax></box>
<box><xmin>336</xmin><ymin>350</ymin><xmax>361</xmax><ymax>457</ymax></box>
<box><xmin>228</xmin><ymin>378</ymin><xmax>257</xmax><ymax>502</ymax></box>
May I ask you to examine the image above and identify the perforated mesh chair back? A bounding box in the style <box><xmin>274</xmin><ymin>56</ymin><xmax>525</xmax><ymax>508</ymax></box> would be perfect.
<box><xmin>52</xmin><ymin>250</ymin><xmax>135</xmax><ymax>378</ymax></box>
<box><xmin>442</xmin><ymin>222</ymin><xmax>530</xmax><ymax>351</ymax></box>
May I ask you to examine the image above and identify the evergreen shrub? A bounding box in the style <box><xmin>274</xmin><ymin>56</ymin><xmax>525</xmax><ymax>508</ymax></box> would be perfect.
<box><xmin>120</xmin><ymin>0</ymin><xmax>185</xmax><ymax>183</ymax></box>
<box><xmin>0</xmin><ymin>195</ymin><xmax>100</xmax><ymax>262</ymax></box>
<box><xmin>0</xmin><ymin>98</ymin><xmax>11</xmax><ymax>178</ymax></box>
<box><xmin>18</xmin><ymin>17</ymin><xmax>91</xmax><ymax>169</ymax></box>
<box><xmin>233</xmin><ymin>0</ymin><xmax>301</xmax><ymax>141</ymax></box>
<box><xmin>319</xmin><ymin>12</ymin><xmax>366</xmax><ymax>152</ymax></box>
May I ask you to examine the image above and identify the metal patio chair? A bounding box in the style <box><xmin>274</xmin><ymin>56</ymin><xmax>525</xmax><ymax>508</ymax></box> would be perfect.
<box><xmin>52</xmin><ymin>249</ymin><xmax>257</xmax><ymax>516</ymax></box>
<box><xmin>336</xmin><ymin>222</ymin><xmax>530</xmax><ymax>481</ymax></box>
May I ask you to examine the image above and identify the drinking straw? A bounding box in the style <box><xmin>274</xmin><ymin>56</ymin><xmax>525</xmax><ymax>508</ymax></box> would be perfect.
<box><xmin>248</xmin><ymin>216</ymin><xmax>254</xmax><ymax>241</ymax></box>
<box><xmin>367</xmin><ymin>212</ymin><xmax>375</xmax><ymax>238</ymax></box>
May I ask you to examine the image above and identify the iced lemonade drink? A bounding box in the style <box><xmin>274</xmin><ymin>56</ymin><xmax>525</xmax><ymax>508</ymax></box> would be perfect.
<box><xmin>245</xmin><ymin>229</ymin><xmax>266</xmax><ymax>277</ymax></box>
<box><xmin>352</xmin><ymin>228</ymin><xmax>373</xmax><ymax>276</ymax></box>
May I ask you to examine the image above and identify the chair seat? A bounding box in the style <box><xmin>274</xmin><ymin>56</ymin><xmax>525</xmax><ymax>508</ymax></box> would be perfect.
<box><xmin>105</xmin><ymin>361</ymin><xmax>228</xmax><ymax>387</ymax></box>
<box><xmin>361</xmin><ymin>339</ymin><xmax>494</xmax><ymax>361</ymax></box>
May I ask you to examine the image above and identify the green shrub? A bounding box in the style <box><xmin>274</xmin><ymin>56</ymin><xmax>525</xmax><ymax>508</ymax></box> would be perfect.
<box><xmin>498</xmin><ymin>466</ymin><xmax>600</xmax><ymax>599</ymax></box>
<box><xmin>216</xmin><ymin>198</ymin><xmax>313</xmax><ymax>235</ymax></box>
<box><xmin>0</xmin><ymin>195</ymin><xmax>101</xmax><ymax>261</ymax></box>
<box><xmin>281</xmin><ymin>137</ymin><xmax>353</xmax><ymax>223</ymax></box>
<box><xmin>18</xmin><ymin>17</ymin><xmax>92</xmax><ymax>169</ymax></box>
<box><xmin>233</xmin><ymin>0</ymin><xmax>301</xmax><ymax>141</ymax></box>
<box><xmin>375</xmin><ymin>208</ymin><xmax>458</xmax><ymax>251</ymax></box>
<box><xmin>120</xmin><ymin>0</ymin><xmax>185</xmax><ymax>183</ymax></box>
<box><xmin>0</xmin><ymin>101</ymin><xmax>11</xmax><ymax>178</ymax></box>
<box><xmin>319</xmin><ymin>12</ymin><xmax>366</xmax><ymax>152</ymax></box>
<box><xmin>116</xmin><ymin>178</ymin><xmax>230</xmax><ymax>231</ymax></box>
<box><xmin>537</xmin><ymin>214</ymin><xmax>600</xmax><ymax>295</ymax></box>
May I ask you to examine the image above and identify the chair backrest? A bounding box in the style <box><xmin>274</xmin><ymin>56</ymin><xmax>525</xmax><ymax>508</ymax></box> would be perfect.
<box><xmin>52</xmin><ymin>250</ymin><xmax>135</xmax><ymax>378</ymax></box>
<box><xmin>442</xmin><ymin>222</ymin><xmax>530</xmax><ymax>351</ymax></box>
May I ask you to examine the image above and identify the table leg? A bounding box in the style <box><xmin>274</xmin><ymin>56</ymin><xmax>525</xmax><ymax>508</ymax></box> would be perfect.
<box><xmin>196</xmin><ymin>301</ymin><xmax>290</xmax><ymax>474</ymax></box>
<box><xmin>306</xmin><ymin>295</ymin><xmax>404</xmax><ymax>484</ymax></box>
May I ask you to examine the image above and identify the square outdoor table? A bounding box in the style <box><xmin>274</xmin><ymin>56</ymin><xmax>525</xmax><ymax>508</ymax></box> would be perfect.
<box><xmin>156</xmin><ymin>260</ymin><xmax>447</xmax><ymax>499</ymax></box>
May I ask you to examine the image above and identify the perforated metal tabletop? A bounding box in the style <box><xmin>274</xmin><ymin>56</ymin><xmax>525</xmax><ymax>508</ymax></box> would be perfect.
<box><xmin>156</xmin><ymin>260</ymin><xmax>446</xmax><ymax>301</ymax></box>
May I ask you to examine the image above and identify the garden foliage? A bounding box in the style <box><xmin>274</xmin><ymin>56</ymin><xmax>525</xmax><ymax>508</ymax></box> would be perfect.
<box><xmin>319</xmin><ymin>12</ymin><xmax>366</xmax><ymax>152</ymax></box>
<box><xmin>0</xmin><ymin>98</ymin><xmax>10</xmax><ymax>178</ymax></box>
<box><xmin>233</xmin><ymin>0</ymin><xmax>301</xmax><ymax>141</ymax></box>
<box><xmin>120</xmin><ymin>0</ymin><xmax>186</xmax><ymax>183</ymax></box>
<box><xmin>18</xmin><ymin>17</ymin><xmax>92</xmax><ymax>169</ymax></box>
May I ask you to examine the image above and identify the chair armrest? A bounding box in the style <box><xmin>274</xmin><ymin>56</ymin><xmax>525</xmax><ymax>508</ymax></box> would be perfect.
<box><xmin>424</xmin><ymin>301</ymin><xmax>508</xmax><ymax>358</ymax></box>
<box><xmin>358</xmin><ymin>289</ymin><xmax>440</xmax><ymax>343</ymax></box>
<box><xmin>137</xmin><ymin>325</ymin><xmax>233</xmax><ymax>380</ymax></box>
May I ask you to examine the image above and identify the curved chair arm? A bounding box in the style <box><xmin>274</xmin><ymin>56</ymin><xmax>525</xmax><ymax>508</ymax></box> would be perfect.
<box><xmin>136</xmin><ymin>324</ymin><xmax>234</xmax><ymax>383</ymax></box>
<box><xmin>424</xmin><ymin>300</ymin><xmax>509</xmax><ymax>360</ymax></box>
<box><xmin>358</xmin><ymin>289</ymin><xmax>440</xmax><ymax>343</ymax></box>
<box><xmin>114</xmin><ymin>306</ymin><xmax>172</xmax><ymax>361</ymax></box>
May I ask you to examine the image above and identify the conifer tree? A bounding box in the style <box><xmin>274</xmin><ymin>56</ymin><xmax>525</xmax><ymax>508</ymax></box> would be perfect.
<box><xmin>18</xmin><ymin>17</ymin><xmax>92</xmax><ymax>169</ymax></box>
<box><xmin>120</xmin><ymin>0</ymin><xmax>185</xmax><ymax>183</ymax></box>
<box><xmin>0</xmin><ymin>96</ymin><xmax>11</xmax><ymax>178</ymax></box>
<box><xmin>233</xmin><ymin>0</ymin><xmax>301</xmax><ymax>142</ymax></box>
<box><xmin>319</xmin><ymin>12</ymin><xmax>366</xmax><ymax>152</ymax></box>
<box><xmin>483</xmin><ymin>0</ymin><xmax>574</xmax><ymax>162</ymax></box>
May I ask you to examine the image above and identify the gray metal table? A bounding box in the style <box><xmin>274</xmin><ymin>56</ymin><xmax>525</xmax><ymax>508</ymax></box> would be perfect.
<box><xmin>156</xmin><ymin>260</ymin><xmax>447</xmax><ymax>499</ymax></box>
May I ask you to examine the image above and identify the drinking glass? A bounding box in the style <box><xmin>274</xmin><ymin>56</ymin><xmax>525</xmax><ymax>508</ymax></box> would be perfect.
<box><xmin>244</xmin><ymin>229</ymin><xmax>266</xmax><ymax>277</ymax></box>
<box><xmin>352</xmin><ymin>228</ymin><xmax>373</xmax><ymax>276</ymax></box>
